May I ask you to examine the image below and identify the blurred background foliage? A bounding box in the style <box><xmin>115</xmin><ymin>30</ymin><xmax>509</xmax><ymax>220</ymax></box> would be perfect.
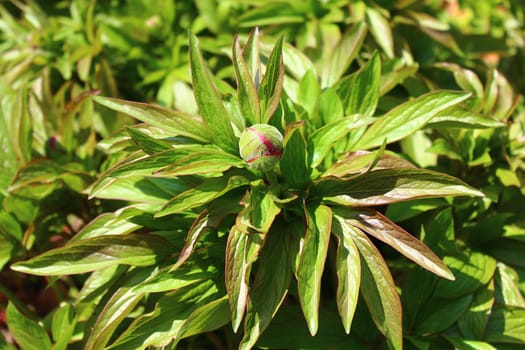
<box><xmin>1</xmin><ymin>0</ymin><xmax>525</xmax><ymax>349</ymax></box>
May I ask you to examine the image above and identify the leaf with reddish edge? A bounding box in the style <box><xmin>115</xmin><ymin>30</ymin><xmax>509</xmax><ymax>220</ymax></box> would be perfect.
<box><xmin>259</xmin><ymin>36</ymin><xmax>284</xmax><ymax>121</ymax></box>
<box><xmin>225</xmin><ymin>226</ymin><xmax>263</xmax><ymax>332</ymax></box>
<box><xmin>331</xmin><ymin>222</ymin><xmax>361</xmax><ymax>334</ymax></box>
<box><xmin>296</xmin><ymin>204</ymin><xmax>332</xmax><ymax>335</ymax></box>
<box><xmin>189</xmin><ymin>33</ymin><xmax>238</xmax><ymax>155</ymax></box>
<box><xmin>240</xmin><ymin>225</ymin><xmax>292</xmax><ymax>349</ymax></box>
<box><xmin>233</xmin><ymin>35</ymin><xmax>261</xmax><ymax>125</ymax></box>
<box><xmin>350</xmin><ymin>227</ymin><xmax>403</xmax><ymax>350</ymax></box>
<box><xmin>335</xmin><ymin>208</ymin><xmax>454</xmax><ymax>280</ymax></box>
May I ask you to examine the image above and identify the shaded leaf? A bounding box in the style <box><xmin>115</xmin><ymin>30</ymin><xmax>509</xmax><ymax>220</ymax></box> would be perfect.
<box><xmin>485</xmin><ymin>305</ymin><xmax>525</xmax><ymax>344</ymax></box>
<box><xmin>280</xmin><ymin>126</ymin><xmax>309</xmax><ymax>186</ymax></box>
<box><xmin>240</xmin><ymin>225</ymin><xmax>293</xmax><ymax>349</ymax></box>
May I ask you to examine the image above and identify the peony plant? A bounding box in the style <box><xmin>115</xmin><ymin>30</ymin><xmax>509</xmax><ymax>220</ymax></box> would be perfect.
<box><xmin>11</xmin><ymin>29</ymin><xmax>491</xmax><ymax>349</ymax></box>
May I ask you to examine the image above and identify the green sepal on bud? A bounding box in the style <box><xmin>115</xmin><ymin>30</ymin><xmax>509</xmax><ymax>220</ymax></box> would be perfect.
<box><xmin>239</xmin><ymin>124</ymin><xmax>283</xmax><ymax>172</ymax></box>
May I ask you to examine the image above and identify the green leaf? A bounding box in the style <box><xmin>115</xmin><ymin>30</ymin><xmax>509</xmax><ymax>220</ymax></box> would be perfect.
<box><xmin>109</xmin><ymin>279</ymin><xmax>222</xmax><ymax>349</ymax></box>
<box><xmin>316</xmin><ymin>168</ymin><xmax>483</xmax><ymax>206</ymax></box>
<box><xmin>125</xmin><ymin>126</ymin><xmax>173</xmax><ymax>154</ymax></box>
<box><xmin>337</xmin><ymin>208</ymin><xmax>454</xmax><ymax>280</ymax></box>
<box><xmin>414</xmin><ymin>294</ymin><xmax>473</xmax><ymax>334</ymax></box>
<box><xmin>444</xmin><ymin>336</ymin><xmax>498</xmax><ymax>350</ymax></box>
<box><xmin>11</xmin><ymin>234</ymin><xmax>173</xmax><ymax>275</ymax></box>
<box><xmin>351</xmin><ymin>229</ymin><xmax>403</xmax><ymax>350</ymax></box>
<box><xmin>323</xmin><ymin>151</ymin><xmax>416</xmax><ymax>179</ymax></box>
<box><xmin>366</xmin><ymin>7</ymin><xmax>394</xmax><ymax>58</ymax></box>
<box><xmin>177</xmin><ymin>296</ymin><xmax>231</xmax><ymax>340</ymax></box>
<box><xmin>93</xmin><ymin>96</ymin><xmax>211</xmax><ymax>143</ymax></box>
<box><xmin>280</xmin><ymin>126</ymin><xmax>310</xmax><ymax>186</ymax></box>
<box><xmin>51</xmin><ymin>303</ymin><xmax>76</xmax><ymax>350</ymax></box>
<box><xmin>485</xmin><ymin>305</ymin><xmax>525</xmax><ymax>344</ymax></box>
<box><xmin>322</xmin><ymin>22</ymin><xmax>368</xmax><ymax>87</ymax></box>
<box><xmin>6</xmin><ymin>303</ymin><xmax>51</xmax><ymax>350</ymax></box>
<box><xmin>156</xmin><ymin>175</ymin><xmax>249</xmax><ymax>217</ymax></box>
<box><xmin>353</xmin><ymin>91</ymin><xmax>471</xmax><ymax>150</ymax></box>
<box><xmin>240</xmin><ymin>226</ymin><xmax>293</xmax><ymax>349</ymax></box>
<box><xmin>427</xmin><ymin>106</ymin><xmax>506</xmax><ymax>129</ymax></box>
<box><xmin>233</xmin><ymin>35</ymin><xmax>260</xmax><ymax>125</ymax></box>
<box><xmin>297</xmin><ymin>204</ymin><xmax>332</xmax><ymax>335</ymax></box>
<box><xmin>84</xmin><ymin>268</ymin><xmax>157</xmax><ymax>350</ymax></box>
<box><xmin>318</xmin><ymin>88</ymin><xmax>344</xmax><ymax>125</ymax></box>
<box><xmin>259</xmin><ymin>35</ymin><xmax>284</xmax><ymax>121</ymax></box>
<box><xmin>236</xmin><ymin>185</ymin><xmax>281</xmax><ymax>233</ymax></box>
<box><xmin>335</xmin><ymin>51</ymin><xmax>381</xmax><ymax>117</ymax></box>
<box><xmin>434</xmin><ymin>250</ymin><xmax>497</xmax><ymax>299</ymax></box>
<box><xmin>225</xmin><ymin>227</ymin><xmax>262</xmax><ymax>332</ymax></box>
<box><xmin>331</xmin><ymin>221</ymin><xmax>361</xmax><ymax>334</ymax></box>
<box><xmin>189</xmin><ymin>33</ymin><xmax>238</xmax><ymax>154</ymax></box>
<box><xmin>310</xmin><ymin>115</ymin><xmax>375</xmax><ymax>168</ymax></box>
<box><xmin>458</xmin><ymin>280</ymin><xmax>495</xmax><ymax>339</ymax></box>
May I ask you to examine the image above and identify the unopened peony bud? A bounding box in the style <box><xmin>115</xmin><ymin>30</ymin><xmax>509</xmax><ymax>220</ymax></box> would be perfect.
<box><xmin>239</xmin><ymin>124</ymin><xmax>283</xmax><ymax>172</ymax></box>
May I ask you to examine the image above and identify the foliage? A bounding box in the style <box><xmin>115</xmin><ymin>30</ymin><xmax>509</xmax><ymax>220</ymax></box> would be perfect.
<box><xmin>1</xmin><ymin>1</ymin><xmax>525</xmax><ymax>349</ymax></box>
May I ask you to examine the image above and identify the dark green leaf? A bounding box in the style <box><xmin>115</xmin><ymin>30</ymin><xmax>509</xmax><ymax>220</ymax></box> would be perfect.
<box><xmin>189</xmin><ymin>33</ymin><xmax>238</xmax><ymax>154</ymax></box>
<box><xmin>414</xmin><ymin>294</ymin><xmax>473</xmax><ymax>334</ymax></box>
<box><xmin>297</xmin><ymin>204</ymin><xmax>332</xmax><ymax>335</ymax></box>
<box><xmin>6</xmin><ymin>303</ymin><xmax>51</xmax><ymax>350</ymax></box>
<box><xmin>434</xmin><ymin>250</ymin><xmax>497</xmax><ymax>298</ymax></box>
<box><xmin>485</xmin><ymin>305</ymin><xmax>525</xmax><ymax>344</ymax></box>
<box><xmin>280</xmin><ymin>126</ymin><xmax>309</xmax><ymax>186</ymax></box>
<box><xmin>353</xmin><ymin>91</ymin><xmax>471</xmax><ymax>150</ymax></box>
<box><xmin>458</xmin><ymin>280</ymin><xmax>495</xmax><ymax>339</ymax></box>
<box><xmin>240</xmin><ymin>226</ymin><xmax>293</xmax><ymax>349</ymax></box>
<box><xmin>351</xmin><ymin>229</ymin><xmax>403</xmax><ymax>350</ymax></box>
<box><xmin>11</xmin><ymin>234</ymin><xmax>173</xmax><ymax>275</ymax></box>
<box><xmin>177</xmin><ymin>296</ymin><xmax>230</xmax><ymax>340</ymax></box>
<box><xmin>93</xmin><ymin>96</ymin><xmax>211</xmax><ymax>143</ymax></box>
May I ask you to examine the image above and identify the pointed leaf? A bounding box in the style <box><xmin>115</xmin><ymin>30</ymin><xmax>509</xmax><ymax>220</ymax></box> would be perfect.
<box><xmin>93</xmin><ymin>96</ymin><xmax>211</xmax><ymax>143</ymax></box>
<box><xmin>11</xmin><ymin>234</ymin><xmax>173</xmax><ymax>275</ymax></box>
<box><xmin>331</xmin><ymin>223</ymin><xmax>361</xmax><ymax>334</ymax></box>
<box><xmin>353</xmin><ymin>91</ymin><xmax>471</xmax><ymax>150</ymax></box>
<box><xmin>339</xmin><ymin>208</ymin><xmax>454</xmax><ymax>280</ymax></box>
<box><xmin>366</xmin><ymin>7</ymin><xmax>394</xmax><ymax>58</ymax></box>
<box><xmin>126</xmin><ymin>126</ymin><xmax>173</xmax><ymax>154</ymax></box>
<box><xmin>240</xmin><ymin>226</ymin><xmax>293</xmax><ymax>349</ymax></box>
<box><xmin>280</xmin><ymin>126</ymin><xmax>310</xmax><ymax>186</ymax></box>
<box><xmin>324</xmin><ymin>151</ymin><xmax>416</xmax><ymax>178</ymax></box>
<box><xmin>189</xmin><ymin>33</ymin><xmax>238</xmax><ymax>154</ymax></box>
<box><xmin>178</xmin><ymin>296</ymin><xmax>230</xmax><ymax>339</ymax></box>
<box><xmin>259</xmin><ymin>36</ymin><xmax>284</xmax><ymax>121</ymax></box>
<box><xmin>322</xmin><ymin>22</ymin><xmax>368</xmax><ymax>87</ymax></box>
<box><xmin>297</xmin><ymin>204</ymin><xmax>332</xmax><ymax>335</ymax></box>
<box><xmin>426</xmin><ymin>106</ymin><xmax>506</xmax><ymax>129</ymax></box>
<box><xmin>351</xmin><ymin>228</ymin><xmax>403</xmax><ymax>350</ymax></box>
<box><xmin>155</xmin><ymin>175</ymin><xmax>249</xmax><ymax>217</ymax></box>
<box><xmin>225</xmin><ymin>227</ymin><xmax>262</xmax><ymax>332</ymax></box>
<box><xmin>316</xmin><ymin>168</ymin><xmax>483</xmax><ymax>206</ymax></box>
<box><xmin>233</xmin><ymin>35</ymin><xmax>260</xmax><ymax>125</ymax></box>
<box><xmin>335</xmin><ymin>51</ymin><xmax>381</xmax><ymax>117</ymax></box>
<box><xmin>6</xmin><ymin>303</ymin><xmax>51</xmax><ymax>350</ymax></box>
<box><xmin>310</xmin><ymin>115</ymin><xmax>374</xmax><ymax>168</ymax></box>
